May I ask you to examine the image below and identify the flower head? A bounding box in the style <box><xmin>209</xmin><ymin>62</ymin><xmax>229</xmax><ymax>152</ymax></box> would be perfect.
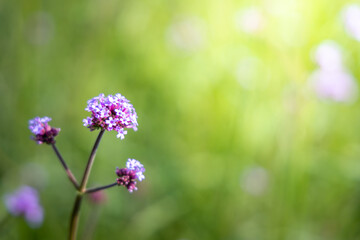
<box><xmin>83</xmin><ymin>93</ymin><xmax>138</xmax><ymax>140</ymax></box>
<box><xmin>116</xmin><ymin>159</ymin><xmax>145</xmax><ymax>192</ymax></box>
<box><xmin>3</xmin><ymin>186</ymin><xmax>44</xmax><ymax>228</ymax></box>
<box><xmin>29</xmin><ymin>116</ymin><xmax>60</xmax><ymax>144</ymax></box>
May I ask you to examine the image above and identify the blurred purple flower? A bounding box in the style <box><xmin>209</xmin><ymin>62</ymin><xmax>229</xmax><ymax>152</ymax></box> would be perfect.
<box><xmin>309</xmin><ymin>69</ymin><xmax>357</xmax><ymax>103</ymax></box>
<box><xmin>116</xmin><ymin>159</ymin><xmax>145</xmax><ymax>192</ymax></box>
<box><xmin>83</xmin><ymin>93</ymin><xmax>138</xmax><ymax>140</ymax></box>
<box><xmin>29</xmin><ymin>116</ymin><xmax>60</xmax><ymax>144</ymax></box>
<box><xmin>313</xmin><ymin>40</ymin><xmax>343</xmax><ymax>71</ymax></box>
<box><xmin>3</xmin><ymin>186</ymin><xmax>44</xmax><ymax>228</ymax></box>
<box><xmin>342</xmin><ymin>4</ymin><xmax>360</xmax><ymax>41</ymax></box>
<box><xmin>89</xmin><ymin>191</ymin><xmax>107</xmax><ymax>205</ymax></box>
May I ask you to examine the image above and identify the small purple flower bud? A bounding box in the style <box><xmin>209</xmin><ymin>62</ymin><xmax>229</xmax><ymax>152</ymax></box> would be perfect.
<box><xmin>115</xmin><ymin>159</ymin><xmax>145</xmax><ymax>192</ymax></box>
<box><xmin>83</xmin><ymin>93</ymin><xmax>138</xmax><ymax>140</ymax></box>
<box><xmin>3</xmin><ymin>186</ymin><xmax>44</xmax><ymax>228</ymax></box>
<box><xmin>127</xmin><ymin>182</ymin><xmax>137</xmax><ymax>193</ymax></box>
<box><xmin>29</xmin><ymin>116</ymin><xmax>60</xmax><ymax>144</ymax></box>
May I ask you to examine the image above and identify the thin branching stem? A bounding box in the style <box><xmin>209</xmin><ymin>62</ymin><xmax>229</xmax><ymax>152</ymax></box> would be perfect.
<box><xmin>85</xmin><ymin>182</ymin><xmax>117</xmax><ymax>194</ymax></box>
<box><xmin>79</xmin><ymin>129</ymin><xmax>105</xmax><ymax>193</ymax></box>
<box><xmin>69</xmin><ymin>129</ymin><xmax>105</xmax><ymax>240</ymax></box>
<box><xmin>51</xmin><ymin>143</ymin><xmax>79</xmax><ymax>189</ymax></box>
<box><xmin>69</xmin><ymin>194</ymin><xmax>83</xmax><ymax>240</ymax></box>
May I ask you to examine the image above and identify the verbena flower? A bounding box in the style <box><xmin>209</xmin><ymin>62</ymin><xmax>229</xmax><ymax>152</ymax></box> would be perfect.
<box><xmin>3</xmin><ymin>186</ymin><xmax>44</xmax><ymax>228</ymax></box>
<box><xmin>116</xmin><ymin>159</ymin><xmax>145</xmax><ymax>192</ymax></box>
<box><xmin>29</xmin><ymin>116</ymin><xmax>60</xmax><ymax>144</ymax></box>
<box><xmin>83</xmin><ymin>93</ymin><xmax>138</xmax><ymax>140</ymax></box>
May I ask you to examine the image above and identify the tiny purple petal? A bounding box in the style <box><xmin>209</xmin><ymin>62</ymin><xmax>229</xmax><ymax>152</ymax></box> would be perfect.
<box><xmin>29</xmin><ymin>117</ymin><xmax>52</xmax><ymax>135</ymax></box>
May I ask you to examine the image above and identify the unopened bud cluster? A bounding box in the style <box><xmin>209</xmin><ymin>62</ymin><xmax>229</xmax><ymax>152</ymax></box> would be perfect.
<box><xmin>116</xmin><ymin>159</ymin><xmax>145</xmax><ymax>192</ymax></box>
<box><xmin>29</xmin><ymin>117</ymin><xmax>60</xmax><ymax>144</ymax></box>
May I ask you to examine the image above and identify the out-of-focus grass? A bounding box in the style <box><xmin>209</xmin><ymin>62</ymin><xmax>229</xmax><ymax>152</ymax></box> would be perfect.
<box><xmin>1</xmin><ymin>0</ymin><xmax>360</xmax><ymax>239</ymax></box>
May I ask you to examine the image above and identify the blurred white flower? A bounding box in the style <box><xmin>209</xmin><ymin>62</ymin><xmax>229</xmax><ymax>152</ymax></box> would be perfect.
<box><xmin>309</xmin><ymin>69</ymin><xmax>357</xmax><ymax>103</ymax></box>
<box><xmin>235</xmin><ymin>7</ymin><xmax>265</xmax><ymax>34</ymax></box>
<box><xmin>309</xmin><ymin>40</ymin><xmax>358</xmax><ymax>103</ymax></box>
<box><xmin>25</xmin><ymin>12</ymin><xmax>54</xmax><ymax>46</ymax></box>
<box><xmin>240</xmin><ymin>166</ymin><xmax>269</xmax><ymax>196</ymax></box>
<box><xmin>313</xmin><ymin>41</ymin><xmax>343</xmax><ymax>71</ymax></box>
<box><xmin>166</xmin><ymin>16</ymin><xmax>206</xmax><ymax>52</ymax></box>
<box><xmin>342</xmin><ymin>4</ymin><xmax>360</xmax><ymax>41</ymax></box>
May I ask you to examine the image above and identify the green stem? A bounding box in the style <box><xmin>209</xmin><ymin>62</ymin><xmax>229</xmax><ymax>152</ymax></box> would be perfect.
<box><xmin>51</xmin><ymin>143</ymin><xmax>80</xmax><ymax>189</ymax></box>
<box><xmin>69</xmin><ymin>129</ymin><xmax>105</xmax><ymax>240</ymax></box>
<box><xmin>69</xmin><ymin>194</ymin><xmax>83</xmax><ymax>240</ymax></box>
<box><xmin>79</xmin><ymin>130</ymin><xmax>105</xmax><ymax>193</ymax></box>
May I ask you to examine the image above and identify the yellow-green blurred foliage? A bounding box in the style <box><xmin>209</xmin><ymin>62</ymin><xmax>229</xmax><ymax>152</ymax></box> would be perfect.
<box><xmin>1</xmin><ymin>0</ymin><xmax>360</xmax><ymax>239</ymax></box>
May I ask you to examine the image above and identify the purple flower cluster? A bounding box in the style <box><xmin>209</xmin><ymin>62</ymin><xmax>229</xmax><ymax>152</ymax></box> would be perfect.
<box><xmin>83</xmin><ymin>93</ymin><xmax>138</xmax><ymax>140</ymax></box>
<box><xmin>3</xmin><ymin>186</ymin><xmax>43</xmax><ymax>228</ymax></box>
<box><xmin>116</xmin><ymin>159</ymin><xmax>145</xmax><ymax>192</ymax></box>
<box><xmin>29</xmin><ymin>117</ymin><xmax>60</xmax><ymax>144</ymax></box>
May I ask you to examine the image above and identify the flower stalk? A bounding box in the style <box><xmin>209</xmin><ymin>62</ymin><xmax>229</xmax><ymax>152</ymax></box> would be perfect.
<box><xmin>69</xmin><ymin>129</ymin><xmax>105</xmax><ymax>240</ymax></box>
<box><xmin>51</xmin><ymin>144</ymin><xmax>79</xmax><ymax>189</ymax></box>
<box><xmin>69</xmin><ymin>194</ymin><xmax>83</xmax><ymax>240</ymax></box>
<box><xmin>85</xmin><ymin>182</ymin><xmax>117</xmax><ymax>194</ymax></box>
<box><xmin>27</xmin><ymin>93</ymin><xmax>145</xmax><ymax>240</ymax></box>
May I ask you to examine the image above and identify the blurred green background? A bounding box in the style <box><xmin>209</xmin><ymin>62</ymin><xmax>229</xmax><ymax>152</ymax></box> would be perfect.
<box><xmin>1</xmin><ymin>0</ymin><xmax>360</xmax><ymax>239</ymax></box>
